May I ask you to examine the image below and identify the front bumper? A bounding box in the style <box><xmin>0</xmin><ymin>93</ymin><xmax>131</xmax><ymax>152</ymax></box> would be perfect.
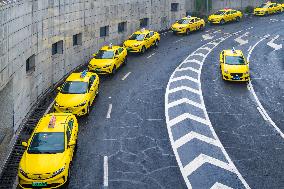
<box><xmin>88</xmin><ymin>64</ymin><xmax>112</xmax><ymax>74</ymax></box>
<box><xmin>222</xmin><ymin>73</ymin><xmax>250</xmax><ymax>81</ymax></box>
<box><xmin>254</xmin><ymin>11</ymin><xmax>266</xmax><ymax>16</ymax></box>
<box><xmin>54</xmin><ymin>103</ymin><xmax>88</xmax><ymax>116</ymax></box>
<box><xmin>18</xmin><ymin>170</ymin><xmax>68</xmax><ymax>189</ymax></box>
<box><xmin>171</xmin><ymin>28</ymin><xmax>186</xmax><ymax>34</ymax></box>
<box><xmin>208</xmin><ymin>19</ymin><xmax>221</xmax><ymax>24</ymax></box>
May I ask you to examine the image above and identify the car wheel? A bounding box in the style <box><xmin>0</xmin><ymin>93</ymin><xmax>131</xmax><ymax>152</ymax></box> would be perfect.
<box><xmin>236</xmin><ymin>17</ymin><xmax>240</xmax><ymax>22</ymax></box>
<box><xmin>220</xmin><ymin>19</ymin><xmax>225</xmax><ymax>25</ymax></box>
<box><xmin>112</xmin><ymin>66</ymin><xmax>117</xmax><ymax>75</ymax></box>
<box><xmin>123</xmin><ymin>57</ymin><xmax>128</xmax><ymax>65</ymax></box>
<box><xmin>155</xmin><ymin>40</ymin><xmax>159</xmax><ymax>47</ymax></box>
<box><xmin>86</xmin><ymin>103</ymin><xmax>90</xmax><ymax>116</ymax></box>
<box><xmin>96</xmin><ymin>84</ymin><xmax>99</xmax><ymax>96</ymax></box>
<box><xmin>141</xmin><ymin>46</ymin><xmax>146</xmax><ymax>54</ymax></box>
<box><xmin>200</xmin><ymin>25</ymin><xmax>204</xmax><ymax>31</ymax></box>
<box><xmin>186</xmin><ymin>29</ymin><xmax>190</xmax><ymax>35</ymax></box>
<box><xmin>265</xmin><ymin>11</ymin><xmax>268</xmax><ymax>16</ymax></box>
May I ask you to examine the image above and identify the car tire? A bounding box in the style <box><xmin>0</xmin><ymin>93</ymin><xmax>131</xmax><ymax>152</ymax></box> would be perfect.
<box><xmin>154</xmin><ymin>40</ymin><xmax>159</xmax><ymax>47</ymax></box>
<box><xmin>86</xmin><ymin>103</ymin><xmax>90</xmax><ymax>116</ymax></box>
<box><xmin>220</xmin><ymin>19</ymin><xmax>225</xmax><ymax>25</ymax></box>
<box><xmin>123</xmin><ymin>57</ymin><xmax>128</xmax><ymax>65</ymax></box>
<box><xmin>141</xmin><ymin>46</ymin><xmax>146</xmax><ymax>54</ymax></box>
<box><xmin>96</xmin><ymin>84</ymin><xmax>99</xmax><ymax>96</ymax></box>
<box><xmin>200</xmin><ymin>25</ymin><xmax>204</xmax><ymax>31</ymax></box>
<box><xmin>186</xmin><ymin>29</ymin><xmax>190</xmax><ymax>35</ymax></box>
<box><xmin>236</xmin><ymin>17</ymin><xmax>240</xmax><ymax>22</ymax></box>
<box><xmin>112</xmin><ymin>66</ymin><xmax>117</xmax><ymax>75</ymax></box>
<box><xmin>265</xmin><ymin>11</ymin><xmax>268</xmax><ymax>16</ymax></box>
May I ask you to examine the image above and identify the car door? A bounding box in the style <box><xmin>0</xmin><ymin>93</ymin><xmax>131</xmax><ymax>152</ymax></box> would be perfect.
<box><xmin>220</xmin><ymin>51</ymin><xmax>225</xmax><ymax>71</ymax></box>
<box><xmin>117</xmin><ymin>48</ymin><xmax>124</xmax><ymax>67</ymax></box>
<box><xmin>149</xmin><ymin>31</ymin><xmax>156</xmax><ymax>46</ymax></box>
<box><xmin>268</xmin><ymin>4</ymin><xmax>274</xmax><ymax>13</ymax></box>
<box><xmin>88</xmin><ymin>76</ymin><xmax>96</xmax><ymax>103</ymax></box>
<box><xmin>195</xmin><ymin>18</ymin><xmax>201</xmax><ymax>29</ymax></box>
<box><xmin>66</xmin><ymin>125</ymin><xmax>73</xmax><ymax>160</ymax></box>
<box><xmin>144</xmin><ymin>33</ymin><xmax>151</xmax><ymax>48</ymax></box>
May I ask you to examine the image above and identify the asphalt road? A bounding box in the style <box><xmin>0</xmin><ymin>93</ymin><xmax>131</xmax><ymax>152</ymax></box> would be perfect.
<box><xmin>67</xmin><ymin>14</ymin><xmax>284</xmax><ymax>189</ymax></box>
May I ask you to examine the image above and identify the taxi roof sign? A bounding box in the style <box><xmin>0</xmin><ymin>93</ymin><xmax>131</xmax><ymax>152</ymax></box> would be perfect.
<box><xmin>48</xmin><ymin>115</ymin><xmax>56</xmax><ymax>128</ymax></box>
<box><xmin>232</xmin><ymin>47</ymin><xmax>236</xmax><ymax>53</ymax></box>
<box><xmin>80</xmin><ymin>70</ymin><xmax>87</xmax><ymax>78</ymax></box>
<box><xmin>141</xmin><ymin>28</ymin><xmax>146</xmax><ymax>32</ymax></box>
<box><xmin>108</xmin><ymin>43</ymin><xmax>113</xmax><ymax>49</ymax></box>
<box><xmin>186</xmin><ymin>15</ymin><xmax>191</xmax><ymax>18</ymax></box>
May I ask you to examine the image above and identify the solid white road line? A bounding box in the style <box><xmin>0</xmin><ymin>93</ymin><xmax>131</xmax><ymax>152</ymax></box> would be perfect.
<box><xmin>106</xmin><ymin>104</ymin><xmax>112</xmax><ymax>119</ymax></box>
<box><xmin>210</xmin><ymin>182</ymin><xmax>233</xmax><ymax>189</ymax></box>
<box><xmin>103</xmin><ymin>156</ymin><xmax>109</xmax><ymax>187</ymax></box>
<box><xmin>44</xmin><ymin>100</ymin><xmax>55</xmax><ymax>115</ymax></box>
<box><xmin>146</xmin><ymin>118</ymin><xmax>163</xmax><ymax>121</ymax></box>
<box><xmin>122</xmin><ymin>72</ymin><xmax>131</xmax><ymax>80</ymax></box>
<box><xmin>147</xmin><ymin>53</ymin><xmax>156</xmax><ymax>58</ymax></box>
<box><xmin>247</xmin><ymin>37</ymin><xmax>284</xmax><ymax>139</ymax></box>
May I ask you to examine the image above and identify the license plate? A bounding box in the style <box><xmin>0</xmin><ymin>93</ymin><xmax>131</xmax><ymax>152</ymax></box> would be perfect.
<box><xmin>233</xmin><ymin>77</ymin><xmax>240</xmax><ymax>80</ymax></box>
<box><xmin>32</xmin><ymin>182</ymin><xmax>47</xmax><ymax>187</ymax></box>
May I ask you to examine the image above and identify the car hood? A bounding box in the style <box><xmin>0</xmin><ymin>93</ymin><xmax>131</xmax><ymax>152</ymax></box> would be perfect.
<box><xmin>20</xmin><ymin>152</ymin><xmax>66</xmax><ymax>174</ymax></box>
<box><xmin>124</xmin><ymin>40</ymin><xmax>143</xmax><ymax>47</ymax></box>
<box><xmin>89</xmin><ymin>58</ymin><xmax>114</xmax><ymax>67</ymax></box>
<box><xmin>55</xmin><ymin>93</ymin><xmax>87</xmax><ymax>107</ymax></box>
<box><xmin>224</xmin><ymin>64</ymin><xmax>248</xmax><ymax>73</ymax></box>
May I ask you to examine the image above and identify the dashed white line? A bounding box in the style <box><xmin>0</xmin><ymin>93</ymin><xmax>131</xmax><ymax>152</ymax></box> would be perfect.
<box><xmin>121</xmin><ymin>72</ymin><xmax>131</xmax><ymax>80</ymax></box>
<box><xmin>147</xmin><ymin>53</ymin><xmax>156</xmax><ymax>58</ymax></box>
<box><xmin>174</xmin><ymin>39</ymin><xmax>183</xmax><ymax>43</ymax></box>
<box><xmin>146</xmin><ymin>118</ymin><xmax>163</xmax><ymax>121</ymax></box>
<box><xmin>103</xmin><ymin>156</ymin><xmax>109</xmax><ymax>187</ymax></box>
<box><xmin>106</xmin><ymin>104</ymin><xmax>112</xmax><ymax>119</ymax></box>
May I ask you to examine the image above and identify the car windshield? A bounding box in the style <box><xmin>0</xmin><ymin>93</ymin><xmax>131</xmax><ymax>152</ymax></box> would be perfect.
<box><xmin>61</xmin><ymin>81</ymin><xmax>88</xmax><ymax>94</ymax></box>
<box><xmin>129</xmin><ymin>34</ymin><xmax>145</xmax><ymax>41</ymax></box>
<box><xmin>28</xmin><ymin>132</ymin><xmax>65</xmax><ymax>154</ymax></box>
<box><xmin>214</xmin><ymin>11</ymin><xmax>226</xmax><ymax>15</ymax></box>
<box><xmin>225</xmin><ymin>56</ymin><xmax>246</xmax><ymax>65</ymax></box>
<box><xmin>95</xmin><ymin>50</ymin><xmax>114</xmax><ymax>59</ymax></box>
<box><xmin>177</xmin><ymin>19</ymin><xmax>191</xmax><ymax>24</ymax></box>
<box><xmin>258</xmin><ymin>4</ymin><xmax>269</xmax><ymax>8</ymax></box>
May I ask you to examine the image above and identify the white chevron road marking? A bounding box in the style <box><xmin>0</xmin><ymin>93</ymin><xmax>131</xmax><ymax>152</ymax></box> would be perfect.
<box><xmin>170</xmin><ymin>76</ymin><xmax>199</xmax><ymax>83</ymax></box>
<box><xmin>168</xmin><ymin>113</ymin><xmax>210</xmax><ymax>127</ymax></box>
<box><xmin>193</xmin><ymin>52</ymin><xmax>206</xmax><ymax>58</ymax></box>
<box><xmin>183</xmin><ymin>59</ymin><xmax>202</xmax><ymax>65</ymax></box>
<box><xmin>173</xmin><ymin>131</ymin><xmax>220</xmax><ymax>149</ymax></box>
<box><xmin>210</xmin><ymin>182</ymin><xmax>233</xmax><ymax>189</ymax></box>
<box><xmin>202</xmin><ymin>33</ymin><xmax>215</xmax><ymax>40</ymax></box>
<box><xmin>234</xmin><ymin>32</ymin><xmax>249</xmax><ymax>45</ymax></box>
<box><xmin>267</xmin><ymin>35</ymin><xmax>282</xmax><ymax>51</ymax></box>
<box><xmin>168</xmin><ymin>86</ymin><xmax>201</xmax><ymax>95</ymax></box>
<box><xmin>168</xmin><ymin>98</ymin><xmax>204</xmax><ymax>109</ymax></box>
<box><xmin>176</xmin><ymin>66</ymin><xmax>200</xmax><ymax>73</ymax></box>
<box><xmin>199</xmin><ymin>46</ymin><xmax>212</xmax><ymax>51</ymax></box>
<box><xmin>182</xmin><ymin>154</ymin><xmax>234</xmax><ymax>177</ymax></box>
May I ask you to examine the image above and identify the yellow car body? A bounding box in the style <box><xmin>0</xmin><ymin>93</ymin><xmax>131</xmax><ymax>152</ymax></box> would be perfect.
<box><xmin>18</xmin><ymin>113</ymin><xmax>78</xmax><ymax>189</ymax></box>
<box><xmin>171</xmin><ymin>16</ymin><xmax>205</xmax><ymax>35</ymax></box>
<box><xmin>88</xmin><ymin>45</ymin><xmax>127</xmax><ymax>74</ymax></box>
<box><xmin>123</xmin><ymin>29</ymin><xmax>160</xmax><ymax>53</ymax></box>
<box><xmin>54</xmin><ymin>71</ymin><xmax>99</xmax><ymax>116</ymax></box>
<box><xmin>220</xmin><ymin>49</ymin><xmax>250</xmax><ymax>81</ymax></box>
<box><xmin>208</xmin><ymin>9</ymin><xmax>243</xmax><ymax>24</ymax></box>
<box><xmin>254</xmin><ymin>2</ymin><xmax>283</xmax><ymax>16</ymax></box>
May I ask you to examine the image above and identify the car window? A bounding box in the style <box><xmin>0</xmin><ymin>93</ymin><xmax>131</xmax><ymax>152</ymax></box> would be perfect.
<box><xmin>61</xmin><ymin>81</ymin><xmax>88</xmax><ymax>94</ymax></box>
<box><xmin>68</xmin><ymin>118</ymin><xmax>74</xmax><ymax>132</ymax></box>
<box><xmin>145</xmin><ymin>34</ymin><xmax>150</xmax><ymax>39</ymax></box>
<box><xmin>118</xmin><ymin>48</ymin><xmax>123</xmax><ymax>54</ymax></box>
<box><xmin>66</xmin><ymin>127</ymin><xmax>71</xmax><ymax>143</ymax></box>
<box><xmin>225</xmin><ymin>56</ymin><xmax>245</xmax><ymax>65</ymax></box>
<box><xmin>88</xmin><ymin>75</ymin><xmax>96</xmax><ymax>89</ymax></box>
<box><xmin>149</xmin><ymin>31</ymin><xmax>154</xmax><ymax>37</ymax></box>
<box><xmin>196</xmin><ymin>18</ymin><xmax>200</xmax><ymax>21</ymax></box>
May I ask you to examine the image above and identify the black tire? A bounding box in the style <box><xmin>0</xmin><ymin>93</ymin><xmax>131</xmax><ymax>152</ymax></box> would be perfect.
<box><xmin>141</xmin><ymin>46</ymin><xmax>146</xmax><ymax>54</ymax></box>
<box><xmin>154</xmin><ymin>40</ymin><xmax>159</xmax><ymax>47</ymax></box>
<box><xmin>123</xmin><ymin>57</ymin><xmax>127</xmax><ymax>65</ymax></box>
<box><xmin>265</xmin><ymin>11</ymin><xmax>268</xmax><ymax>16</ymax></box>
<box><xmin>85</xmin><ymin>102</ymin><xmax>90</xmax><ymax>116</ymax></box>
<box><xmin>236</xmin><ymin>16</ymin><xmax>240</xmax><ymax>22</ymax></box>
<box><xmin>200</xmin><ymin>25</ymin><xmax>204</xmax><ymax>31</ymax></box>
<box><xmin>112</xmin><ymin>66</ymin><xmax>117</xmax><ymax>75</ymax></box>
<box><xmin>186</xmin><ymin>29</ymin><xmax>190</xmax><ymax>35</ymax></box>
<box><xmin>96</xmin><ymin>84</ymin><xmax>99</xmax><ymax>96</ymax></box>
<box><xmin>220</xmin><ymin>19</ymin><xmax>225</xmax><ymax>25</ymax></box>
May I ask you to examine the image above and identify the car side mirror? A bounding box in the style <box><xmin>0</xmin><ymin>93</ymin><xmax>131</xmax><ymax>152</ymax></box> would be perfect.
<box><xmin>247</xmin><ymin>61</ymin><xmax>250</xmax><ymax>65</ymax></box>
<box><xmin>93</xmin><ymin>53</ymin><xmax>97</xmax><ymax>57</ymax></box>
<box><xmin>22</xmin><ymin>142</ymin><xmax>28</xmax><ymax>147</ymax></box>
<box><xmin>68</xmin><ymin>141</ymin><xmax>76</xmax><ymax>148</ymax></box>
<box><xmin>57</xmin><ymin>87</ymin><xmax>61</xmax><ymax>92</ymax></box>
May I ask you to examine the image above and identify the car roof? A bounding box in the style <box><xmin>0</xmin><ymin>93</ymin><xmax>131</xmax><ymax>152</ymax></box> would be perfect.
<box><xmin>101</xmin><ymin>45</ymin><xmax>121</xmax><ymax>51</ymax></box>
<box><xmin>66</xmin><ymin>71</ymin><xmax>94</xmax><ymax>82</ymax></box>
<box><xmin>34</xmin><ymin>113</ymin><xmax>73</xmax><ymax>133</ymax></box>
<box><xmin>224</xmin><ymin>49</ymin><xmax>243</xmax><ymax>56</ymax></box>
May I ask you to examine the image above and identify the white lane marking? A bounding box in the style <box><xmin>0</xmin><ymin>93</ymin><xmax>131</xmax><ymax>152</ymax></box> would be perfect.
<box><xmin>168</xmin><ymin>113</ymin><xmax>210</xmax><ymax>127</ymax></box>
<box><xmin>202</xmin><ymin>34</ymin><xmax>214</xmax><ymax>40</ymax></box>
<box><xmin>146</xmin><ymin>118</ymin><xmax>163</xmax><ymax>121</ymax></box>
<box><xmin>121</xmin><ymin>72</ymin><xmax>131</xmax><ymax>80</ymax></box>
<box><xmin>147</xmin><ymin>52</ymin><xmax>156</xmax><ymax>59</ymax></box>
<box><xmin>168</xmin><ymin>86</ymin><xmax>201</xmax><ymax>95</ymax></box>
<box><xmin>183</xmin><ymin>154</ymin><xmax>234</xmax><ymax>177</ymax></box>
<box><xmin>210</xmin><ymin>182</ymin><xmax>233</xmax><ymax>189</ymax></box>
<box><xmin>106</xmin><ymin>104</ymin><xmax>112</xmax><ymax>119</ymax></box>
<box><xmin>248</xmin><ymin>36</ymin><xmax>284</xmax><ymax>139</ymax></box>
<box><xmin>170</xmin><ymin>76</ymin><xmax>199</xmax><ymax>83</ymax></box>
<box><xmin>234</xmin><ymin>32</ymin><xmax>249</xmax><ymax>46</ymax></box>
<box><xmin>199</xmin><ymin>46</ymin><xmax>212</xmax><ymax>51</ymax></box>
<box><xmin>168</xmin><ymin>98</ymin><xmax>204</xmax><ymax>109</ymax></box>
<box><xmin>44</xmin><ymin>99</ymin><xmax>55</xmax><ymax>115</ymax></box>
<box><xmin>257</xmin><ymin>107</ymin><xmax>268</xmax><ymax>121</ymax></box>
<box><xmin>165</xmin><ymin>30</ymin><xmax>252</xmax><ymax>189</ymax></box>
<box><xmin>267</xmin><ymin>35</ymin><xmax>282</xmax><ymax>51</ymax></box>
<box><xmin>183</xmin><ymin>59</ymin><xmax>202</xmax><ymax>65</ymax></box>
<box><xmin>177</xmin><ymin>67</ymin><xmax>200</xmax><ymax>74</ymax></box>
<box><xmin>108</xmin><ymin>96</ymin><xmax>111</xmax><ymax>99</ymax></box>
<box><xmin>193</xmin><ymin>53</ymin><xmax>206</xmax><ymax>58</ymax></box>
<box><xmin>174</xmin><ymin>39</ymin><xmax>183</xmax><ymax>43</ymax></box>
<box><xmin>247</xmin><ymin>45</ymin><xmax>252</xmax><ymax>52</ymax></box>
<box><xmin>103</xmin><ymin>156</ymin><xmax>109</xmax><ymax>187</ymax></box>
<box><xmin>173</xmin><ymin>131</ymin><xmax>221</xmax><ymax>149</ymax></box>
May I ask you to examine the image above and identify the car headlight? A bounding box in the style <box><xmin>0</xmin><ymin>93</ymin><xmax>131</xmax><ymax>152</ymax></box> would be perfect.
<box><xmin>133</xmin><ymin>44</ymin><xmax>140</xmax><ymax>47</ymax></box>
<box><xmin>245</xmin><ymin>71</ymin><xmax>249</xmax><ymax>75</ymax></box>
<box><xmin>75</xmin><ymin>100</ymin><xmax>87</xmax><ymax>107</ymax></box>
<box><xmin>51</xmin><ymin>166</ymin><xmax>65</xmax><ymax>178</ymax></box>
<box><xmin>54</xmin><ymin>102</ymin><xmax>59</xmax><ymax>106</ymax></box>
<box><xmin>19</xmin><ymin>167</ymin><xmax>29</xmax><ymax>178</ymax></box>
<box><xmin>224</xmin><ymin>70</ymin><xmax>229</xmax><ymax>74</ymax></box>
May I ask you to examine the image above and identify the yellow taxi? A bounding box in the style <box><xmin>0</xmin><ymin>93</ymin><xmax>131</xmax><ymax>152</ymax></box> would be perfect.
<box><xmin>54</xmin><ymin>70</ymin><xmax>99</xmax><ymax>116</ymax></box>
<box><xmin>254</xmin><ymin>2</ymin><xmax>283</xmax><ymax>16</ymax></box>
<box><xmin>220</xmin><ymin>48</ymin><xmax>250</xmax><ymax>81</ymax></box>
<box><xmin>208</xmin><ymin>9</ymin><xmax>243</xmax><ymax>25</ymax></box>
<box><xmin>123</xmin><ymin>29</ymin><xmax>160</xmax><ymax>53</ymax></box>
<box><xmin>18</xmin><ymin>113</ymin><xmax>78</xmax><ymax>188</ymax></box>
<box><xmin>171</xmin><ymin>16</ymin><xmax>205</xmax><ymax>35</ymax></box>
<box><xmin>88</xmin><ymin>44</ymin><xmax>127</xmax><ymax>75</ymax></box>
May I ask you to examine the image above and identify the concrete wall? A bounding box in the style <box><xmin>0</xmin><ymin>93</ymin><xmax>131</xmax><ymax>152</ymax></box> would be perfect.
<box><xmin>0</xmin><ymin>0</ymin><xmax>184</xmax><ymax>146</ymax></box>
